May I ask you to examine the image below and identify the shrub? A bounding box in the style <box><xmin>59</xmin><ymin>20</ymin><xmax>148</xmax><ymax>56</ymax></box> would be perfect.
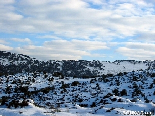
<box><xmin>78</xmin><ymin>98</ymin><xmax>83</xmax><ymax>102</ymax></box>
<box><xmin>1</xmin><ymin>96</ymin><xmax>8</xmax><ymax>105</ymax></box>
<box><xmin>106</xmin><ymin>107</ymin><xmax>115</xmax><ymax>112</ymax></box>
<box><xmin>71</xmin><ymin>81</ymin><xmax>80</xmax><ymax>86</ymax></box>
<box><xmin>130</xmin><ymin>98</ymin><xmax>138</xmax><ymax>102</ymax></box>
<box><xmin>111</xmin><ymin>98</ymin><xmax>117</xmax><ymax>102</ymax></box>
<box><xmin>61</xmin><ymin>83</ymin><xmax>70</xmax><ymax>89</ymax></box>
<box><xmin>53</xmin><ymin>72</ymin><xmax>64</xmax><ymax>79</ymax></box>
<box><xmin>113</xmin><ymin>88</ymin><xmax>119</xmax><ymax>96</ymax></box>
<box><xmin>117</xmin><ymin>98</ymin><xmax>123</xmax><ymax>102</ymax></box>
<box><xmin>8</xmin><ymin>99</ymin><xmax>29</xmax><ymax>108</ymax></box>
<box><xmin>148</xmin><ymin>83</ymin><xmax>153</xmax><ymax>89</ymax></box>
<box><xmin>132</xmin><ymin>82</ymin><xmax>138</xmax><ymax>88</ymax></box>
<box><xmin>19</xmin><ymin>86</ymin><xmax>29</xmax><ymax>93</ymax></box>
<box><xmin>151</xmin><ymin>73</ymin><xmax>155</xmax><ymax>77</ymax></box>
<box><xmin>153</xmin><ymin>91</ymin><xmax>155</xmax><ymax>95</ymax></box>
<box><xmin>40</xmin><ymin>87</ymin><xmax>51</xmax><ymax>94</ymax></box>
<box><xmin>48</xmin><ymin>77</ymin><xmax>54</xmax><ymax>82</ymax></box>
<box><xmin>106</xmin><ymin>109</ymin><xmax>111</xmax><ymax>112</ymax></box>
<box><xmin>117</xmin><ymin>72</ymin><xmax>123</xmax><ymax>76</ymax></box>
<box><xmin>144</xmin><ymin>97</ymin><xmax>150</xmax><ymax>103</ymax></box>
<box><xmin>153</xmin><ymin>79</ymin><xmax>155</xmax><ymax>84</ymax></box>
<box><xmin>120</xmin><ymin>89</ymin><xmax>127</xmax><ymax>96</ymax></box>
<box><xmin>90</xmin><ymin>102</ymin><xmax>96</xmax><ymax>107</ymax></box>
<box><xmin>103</xmin><ymin>93</ymin><xmax>113</xmax><ymax>99</ymax></box>
<box><xmin>20</xmin><ymin>100</ymin><xmax>28</xmax><ymax>108</ymax></box>
<box><xmin>79</xmin><ymin>104</ymin><xmax>88</xmax><ymax>107</ymax></box>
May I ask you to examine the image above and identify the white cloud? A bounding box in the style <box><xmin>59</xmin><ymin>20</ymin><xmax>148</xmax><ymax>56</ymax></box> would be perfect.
<box><xmin>37</xmin><ymin>35</ymin><xmax>62</xmax><ymax>40</ymax></box>
<box><xmin>0</xmin><ymin>39</ymin><xmax>9</xmax><ymax>44</ymax></box>
<box><xmin>0</xmin><ymin>0</ymin><xmax>23</xmax><ymax>33</ymax></box>
<box><xmin>117</xmin><ymin>42</ymin><xmax>155</xmax><ymax>60</ymax></box>
<box><xmin>0</xmin><ymin>0</ymin><xmax>14</xmax><ymax>4</ymax></box>
<box><xmin>71</xmin><ymin>39</ymin><xmax>109</xmax><ymax>50</ymax></box>
<box><xmin>0</xmin><ymin>0</ymin><xmax>155</xmax><ymax>40</ymax></box>
<box><xmin>5</xmin><ymin>13</ymin><xmax>23</xmax><ymax>20</ymax></box>
<box><xmin>84</xmin><ymin>0</ymin><xmax>104</xmax><ymax>5</ymax></box>
<box><xmin>14</xmin><ymin>45</ymin><xmax>89</xmax><ymax>60</ymax></box>
<box><xmin>87</xmin><ymin>53</ymin><xmax>106</xmax><ymax>58</ymax></box>
<box><xmin>44</xmin><ymin>39</ymin><xmax>109</xmax><ymax>51</ymax></box>
<box><xmin>137</xmin><ymin>31</ymin><xmax>155</xmax><ymax>41</ymax></box>
<box><xmin>10</xmin><ymin>39</ymin><xmax>109</xmax><ymax>60</ymax></box>
<box><xmin>0</xmin><ymin>44</ymin><xmax>13</xmax><ymax>51</ymax></box>
<box><xmin>11</xmin><ymin>38</ymin><xmax>31</xmax><ymax>44</ymax></box>
<box><xmin>1</xmin><ymin>0</ymin><xmax>155</xmax><ymax>61</ymax></box>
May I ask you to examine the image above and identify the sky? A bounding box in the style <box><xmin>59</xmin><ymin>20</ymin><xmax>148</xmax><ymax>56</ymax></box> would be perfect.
<box><xmin>1</xmin><ymin>0</ymin><xmax>155</xmax><ymax>61</ymax></box>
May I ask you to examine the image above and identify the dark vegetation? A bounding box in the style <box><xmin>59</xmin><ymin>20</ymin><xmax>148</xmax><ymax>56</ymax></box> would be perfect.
<box><xmin>0</xmin><ymin>51</ymin><xmax>152</xmax><ymax>78</ymax></box>
<box><xmin>0</xmin><ymin>51</ymin><xmax>155</xmax><ymax>114</ymax></box>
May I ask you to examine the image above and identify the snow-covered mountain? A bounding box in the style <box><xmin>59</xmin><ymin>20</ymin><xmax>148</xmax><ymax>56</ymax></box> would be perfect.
<box><xmin>0</xmin><ymin>51</ymin><xmax>155</xmax><ymax>116</ymax></box>
<box><xmin>0</xmin><ymin>51</ymin><xmax>152</xmax><ymax>76</ymax></box>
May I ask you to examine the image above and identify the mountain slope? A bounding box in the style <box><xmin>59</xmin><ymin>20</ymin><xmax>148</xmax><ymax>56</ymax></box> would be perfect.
<box><xmin>0</xmin><ymin>51</ymin><xmax>150</xmax><ymax>76</ymax></box>
<box><xmin>0</xmin><ymin>51</ymin><xmax>155</xmax><ymax>116</ymax></box>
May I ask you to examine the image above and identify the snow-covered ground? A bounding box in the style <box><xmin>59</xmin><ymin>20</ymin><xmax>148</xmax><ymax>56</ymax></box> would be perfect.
<box><xmin>0</xmin><ymin>100</ymin><xmax>155</xmax><ymax>116</ymax></box>
<box><xmin>86</xmin><ymin>61</ymin><xmax>148</xmax><ymax>75</ymax></box>
<box><xmin>0</xmin><ymin>51</ymin><xmax>155</xmax><ymax>116</ymax></box>
<box><xmin>0</xmin><ymin>68</ymin><xmax>155</xmax><ymax>116</ymax></box>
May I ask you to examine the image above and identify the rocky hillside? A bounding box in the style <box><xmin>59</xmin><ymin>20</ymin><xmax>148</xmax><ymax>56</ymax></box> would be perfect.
<box><xmin>0</xmin><ymin>51</ymin><xmax>155</xmax><ymax>116</ymax></box>
<box><xmin>0</xmin><ymin>51</ymin><xmax>152</xmax><ymax>77</ymax></box>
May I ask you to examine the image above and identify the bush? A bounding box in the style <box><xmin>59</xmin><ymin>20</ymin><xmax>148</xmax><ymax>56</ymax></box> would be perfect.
<box><xmin>113</xmin><ymin>88</ymin><xmax>119</xmax><ymax>96</ymax></box>
<box><xmin>151</xmin><ymin>73</ymin><xmax>155</xmax><ymax>77</ymax></box>
<box><xmin>79</xmin><ymin>104</ymin><xmax>88</xmax><ymax>107</ymax></box>
<box><xmin>106</xmin><ymin>107</ymin><xmax>115</xmax><ymax>112</ymax></box>
<box><xmin>148</xmin><ymin>83</ymin><xmax>153</xmax><ymax>89</ymax></box>
<box><xmin>48</xmin><ymin>77</ymin><xmax>54</xmax><ymax>82</ymax></box>
<box><xmin>144</xmin><ymin>97</ymin><xmax>150</xmax><ymax>103</ymax></box>
<box><xmin>117</xmin><ymin>98</ymin><xmax>123</xmax><ymax>102</ymax></box>
<box><xmin>78</xmin><ymin>98</ymin><xmax>83</xmax><ymax>102</ymax></box>
<box><xmin>1</xmin><ymin>96</ymin><xmax>8</xmax><ymax>105</ymax></box>
<box><xmin>130</xmin><ymin>98</ymin><xmax>138</xmax><ymax>102</ymax></box>
<box><xmin>71</xmin><ymin>81</ymin><xmax>80</xmax><ymax>86</ymax></box>
<box><xmin>120</xmin><ymin>89</ymin><xmax>127</xmax><ymax>96</ymax></box>
<box><xmin>53</xmin><ymin>72</ymin><xmax>64</xmax><ymax>79</ymax></box>
<box><xmin>19</xmin><ymin>86</ymin><xmax>29</xmax><ymax>93</ymax></box>
<box><xmin>153</xmin><ymin>79</ymin><xmax>155</xmax><ymax>84</ymax></box>
<box><xmin>90</xmin><ymin>102</ymin><xmax>96</xmax><ymax>107</ymax></box>
<box><xmin>8</xmin><ymin>99</ymin><xmax>28</xmax><ymax>108</ymax></box>
<box><xmin>20</xmin><ymin>100</ymin><xmax>28</xmax><ymax>107</ymax></box>
<box><xmin>106</xmin><ymin>109</ymin><xmax>111</xmax><ymax>112</ymax></box>
<box><xmin>111</xmin><ymin>98</ymin><xmax>117</xmax><ymax>102</ymax></box>
<box><xmin>103</xmin><ymin>93</ymin><xmax>113</xmax><ymax>99</ymax></box>
<box><xmin>61</xmin><ymin>83</ymin><xmax>70</xmax><ymax>89</ymax></box>
<box><xmin>40</xmin><ymin>87</ymin><xmax>51</xmax><ymax>94</ymax></box>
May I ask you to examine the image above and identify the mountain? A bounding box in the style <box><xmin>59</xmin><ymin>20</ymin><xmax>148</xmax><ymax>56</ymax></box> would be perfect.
<box><xmin>0</xmin><ymin>51</ymin><xmax>155</xmax><ymax>116</ymax></box>
<box><xmin>0</xmin><ymin>51</ymin><xmax>152</xmax><ymax>77</ymax></box>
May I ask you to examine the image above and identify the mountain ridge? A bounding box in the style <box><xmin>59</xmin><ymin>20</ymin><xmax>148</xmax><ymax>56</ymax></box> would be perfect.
<box><xmin>0</xmin><ymin>51</ymin><xmax>155</xmax><ymax>116</ymax></box>
<box><xmin>0</xmin><ymin>51</ymin><xmax>152</xmax><ymax>77</ymax></box>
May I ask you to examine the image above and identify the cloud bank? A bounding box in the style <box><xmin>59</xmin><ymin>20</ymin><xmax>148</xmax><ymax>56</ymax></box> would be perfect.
<box><xmin>0</xmin><ymin>0</ymin><xmax>155</xmax><ymax>60</ymax></box>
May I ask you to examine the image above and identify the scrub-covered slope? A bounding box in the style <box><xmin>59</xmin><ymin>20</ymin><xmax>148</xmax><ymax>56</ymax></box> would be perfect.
<box><xmin>0</xmin><ymin>69</ymin><xmax>155</xmax><ymax>116</ymax></box>
<box><xmin>0</xmin><ymin>51</ymin><xmax>155</xmax><ymax>116</ymax></box>
<box><xmin>0</xmin><ymin>51</ymin><xmax>150</xmax><ymax>77</ymax></box>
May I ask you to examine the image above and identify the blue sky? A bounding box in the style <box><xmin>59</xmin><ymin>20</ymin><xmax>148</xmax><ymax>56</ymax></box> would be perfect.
<box><xmin>1</xmin><ymin>0</ymin><xmax>155</xmax><ymax>61</ymax></box>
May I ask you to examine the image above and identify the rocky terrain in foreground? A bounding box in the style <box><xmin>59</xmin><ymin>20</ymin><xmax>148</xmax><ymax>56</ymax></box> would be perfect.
<box><xmin>0</xmin><ymin>51</ymin><xmax>155</xmax><ymax>116</ymax></box>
